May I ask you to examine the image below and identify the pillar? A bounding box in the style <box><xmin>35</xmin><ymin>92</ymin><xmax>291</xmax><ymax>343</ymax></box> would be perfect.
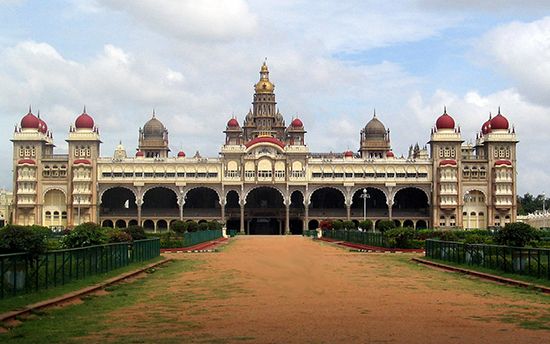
<box><xmin>137</xmin><ymin>200</ymin><xmax>142</xmax><ymax>226</ymax></box>
<box><xmin>240</xmin><ymin>200</ymin><xmax>245</xmax><ymax>233</ymax></box>
<box><xmin>387</xmin><ymin>200</ymin><xmax>393</xmax><ymax>220</ymax></box>
<box><xmin>220</xmin><ymin>198</ymin><xmax>226</xmax><ymax>223</ymax></box>
<box><xmin>285</xmin><ymin>203</ymin><xmax>290</xmax><ymax>235</ymax></box>
<box><xmin>303</xmin><ymin>201</ymin><xmax>310</xmax><ymax>232</ymax></box>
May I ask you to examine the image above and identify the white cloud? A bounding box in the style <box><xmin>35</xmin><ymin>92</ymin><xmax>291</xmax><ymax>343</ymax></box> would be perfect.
<box><xmin>475</xmin><ymin>16</ymin><xmax>550</xmax><ymax>106</ymax></box>
<box><xmin>97</xmin><ymin>0</ymin><xmax>258</xmax><ymax>42</ymax></box>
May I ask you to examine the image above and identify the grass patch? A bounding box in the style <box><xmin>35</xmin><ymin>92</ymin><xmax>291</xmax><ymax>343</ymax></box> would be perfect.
<box><xmin>422</xmin><ymin>257</ymin><xmax>550</xmax><ymax>288</ymax></box>
<box><xmin>0</xmin><ymin>256</ymin><xmax>164</xmax><ymax>314</ymax></box>
<box><xmin>0</xmin><ymin>259</ymin><xmax>197</xmax><ymax>344</ymax></box>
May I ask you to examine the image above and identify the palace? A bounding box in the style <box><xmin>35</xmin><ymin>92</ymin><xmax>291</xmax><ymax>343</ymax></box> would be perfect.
<box><xmin>10</xmin><ymin>62</ymin><xmax>518</xmax><ymax>234</ymax></box>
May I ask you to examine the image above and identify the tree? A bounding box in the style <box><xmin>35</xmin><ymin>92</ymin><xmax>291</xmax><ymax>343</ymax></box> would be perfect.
<box><xmin>124</xmin><ymin>225</ymin><xmax>147</xmax><ymax>240</ymax></box>
<box><xmin>494</xmin><ymin>222</ymin><xmax>540</xmax><ymax>247</ymax></box>
<box><xmin>332</xmin><ymin>220</ymin><xmax>344</xmax><ymax>230</ymax></box>
<box><xmin>376</xmin><ymin>220</ymin><xmax>396</xmax><ymax>233</ymax></box>
<box><xmin>61</xmin><ymin>222</ymin><xmax>107</xmax><ymax>248</ymax></box>
<box><xmin>319</xmin><ymin>219</ymin><xmax>333</xmax><ymax>230</ymax></box>
<box><xmin>517</xmin><ymin>193</ymin><xmax>548</xmax><ymax>215</ymax></box>
<box><xmin>170</xmin><ymin>220</ymin><xmax>187</xmax><ymax>234</ymax></box>
<box><xmin>199</xmin><ymin>222</ymin><xmax>209</xmax><ymax>231</ymax></box>
<box><xmin>342</xmin><ymin>220</ymin><xmax>356</xmax><ymax>230</ymax></box>
<box><xmin>208</xmin><ymin>220</ymin><xmax>222</xmax><ymax>231</ymax></box>
<box><xmin>358</xmin><ymin>220</ymin><xmax>373</xmax><ymax>231</ymax></box>
<box><xmin>186</xmin><ymin>221</ymin><xmax>199</xmax><ymax>232</ymax></box>
<box><xmin>0</xmin><ymin>225</ymin><xmax>48</xmax><ymax>257</ymax></box>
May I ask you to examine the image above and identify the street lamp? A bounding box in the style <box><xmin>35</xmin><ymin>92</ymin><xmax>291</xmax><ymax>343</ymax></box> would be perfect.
<box><xmin>360</xmin><ymin>188</ymin><xmax>371</xmax><ymax>222</ymax></box>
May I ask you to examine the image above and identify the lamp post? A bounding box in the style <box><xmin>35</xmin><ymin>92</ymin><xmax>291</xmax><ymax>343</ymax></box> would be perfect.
<box><xmin>360</xmin><ymin>188</ymin><xmax>371</xmax><ymax>222</ymax></box>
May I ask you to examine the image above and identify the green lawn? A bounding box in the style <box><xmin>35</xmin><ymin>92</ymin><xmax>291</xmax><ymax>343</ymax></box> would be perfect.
<box><xmin>0</xmin><ymin>256</ymin><xmax>163</xmax><ymax>314</ymax></box>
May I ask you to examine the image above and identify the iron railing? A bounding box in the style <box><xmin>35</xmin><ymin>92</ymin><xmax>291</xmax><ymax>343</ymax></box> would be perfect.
<box><xmin>183</xmin><ymin>230</ymin><xmax>222</xmax><ymax>247</ymax></box>
<box><xmin>425</xmin><ymin>239</ymin><xmax>550</xmax><ymax>280</ymax></box>
<box><xmin>0</xmin><ymin>238</ymin><xmax>160</xmax><ymax>299</ymax></box>
<box><xmin>322</xmin><ymin>230</ymin><xmax>387</xmax><ymax>247</ymax></box>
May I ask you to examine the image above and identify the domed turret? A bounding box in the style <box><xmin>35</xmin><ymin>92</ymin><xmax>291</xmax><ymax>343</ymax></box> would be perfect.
<box><xmin>177</xmin><ymin>151</ymin><xmax>186</xmax><ymax>158</ymax></box>
<box><xmin>254</xmin><ymin>61</ymin><xmax>274</xmax><ymax>94</ymax></box>
<box><xmin>113</xmin><ymin>141</ymin><xmax>127</xmax><ymax>159</ymax></box>
<box><xmin>344</xmin><ymin>150</ymin><xmax>354</xmax><ymax>158</ymax></box>
<box><xmin>227</xmin><ymin>118</ymin><xmax>239</xmax><ymax>128</ymax></box>
<box><xmin>291</xmin><ymin>118</ymin><xmax>303</xmax><ymax>128</ymax></box>
<box><xmin>386</xmin><ymin>150</ymin><xmax>395</xmax><ymax>158</ymax></box>
<box><xmin>143</xmin><ymin>114</ymin><xmax>165</xmax><ymax>138</ymax></box>
<box><xmin>37</xmin><ymin>112</ymin><xmax>48</xmax><ymax>133</ymax></box>
<box><xmin>481</xmin><ymin>114</ymin><xmax>492</xmax><ymax>135</ymax></box>
<box><xmin>75</xmin><ymin>107</ymin><xmax>95</xmax><ymax>130</ymax></box>
<box><xmin>20</xmin><ymin>107</ymin><xmax>40</xmax><ymax>130</ymax></box>
<box><xmin>490</xmin><ymin>107</ymin><xmax>509</xmax><ymax>130</ymax></box>
<box><xmin>435</xmin><ymin>107</ymin><xmax>455</xmax><ymax>130</ymax></box>
<box><xmin>364</xmin><ymin>114</ymin><xmax>386</xmax><ymax>139</ymax></box>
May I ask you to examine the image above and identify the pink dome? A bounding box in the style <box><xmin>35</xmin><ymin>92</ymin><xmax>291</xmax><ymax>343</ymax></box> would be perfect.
<box><xmin>490</xmin><ymin>111</ymin><xmax>509</xmax><ymax>130</ymax></box>
<box><xmin>75</xmin><ymin>110</ymin><xmax>95</xmax><ymax>129</ymax></box>
<box><xmin>177</xmin><ymin>151</ymin><xmax>186</xmax><ymax>157</ymax></box>
<box><xmin>21</xmin><ymin>111</ymin><xmax>40</xmax><ymax>129</ymax></box>
<box><xmin>495</xmin><ymin>159</ymin><xmax>512</xmax><ymax>166</ymax></box>
<box><xmin>386</xmin><ymin>150</ymin><xmax>395</xmax><ymax>158</ymax></box>
<box><xmin>227</xmin><ymin>118</ymin><xmax>239</xmax><ymax>128</ymax></box>
<box><xmin>344</xmin><ymin>150</ymin><xmax>354</xmax><ymax>157</ymax></box>
<box><xmin>38</xmin><ymin>117</ymin><xmax>48</xmax><ymax>133</ymax></box>
<box><xmin>135</xmin><ymin>150</ymin><xmax>144</xmax><ymax>157</ymax></box>
<box><xmin>291</xmin><ymin>118</ymin><xmax>303</xmax><ymax>127</ymax></box>
<box><xmin>435</xmin><ymin>108</ymin><xmax>455</xmax><ymax>130</ymax></box>
<box><xmin>439</xmin><ymin>159</ymin><xmax>457</xmax><ymax>166</ymax></box>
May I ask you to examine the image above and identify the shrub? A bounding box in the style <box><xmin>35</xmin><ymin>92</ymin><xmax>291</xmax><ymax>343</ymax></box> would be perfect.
<box><xmin>105</xmin><ymin>228</ymin><xmax>133</xmax><ymax>243</ymax></box>
<box><xmin>464</xmin><ymin>234</ymin><xmax>490</xmax><ymax>245</ymax></box>
<box><xmin>208</xmin><ymin>221</ymin><xmax>222</xmax><ymax>231</ymax></box>
<box><xmin>432</xmin><ymin>230</ymin><xmax>459</xmax><ymax>242</ymax></box>
<box><xmin>61</xmin><ymin>222</ymin><xmax>107</xmax><ymax>248</ymax></box>
<box><xmin>415</xmin><ymin>229</ymin><xmax>436</xmax><ymax>240</ymax></box>
<box><xmin>332</xmin><ymin>220</ymin><xmax>344</xmax><ymax>231</ymax></box>
<box><xmin>376</xmin><ymin>220</ymin><xmax>396</xmax><ymax>233</ymax></box>
<box><xmin>319</xmin><ymin>219</ymin><xmax>333</xmax><ymax>230</ymax></box>
<box><xmin>358</xmin><ymin>220</ymin><xmax>373</xmax><ymax>231</ymax></box>
<box><xmin>170</xmin><ymin>220</ymin><xmax>187</xmax><ymax>234</ymax></box>
<box><xmin>199</xmin><ymin>222</ymin><xmax>209</xmax><ymax>231</ymax></box>
<box><xmin>0</xmin><ymin>225</ymin><xmax>48</xmax><ymax>257</ymax></box>
<box><xmin>494</xmin><ymin>222</ymin><xmax>540</xmax><ymax>247</ymax></box>
<box><xmin>342</xmin><ymin>220</ymin><xmax>356</xmax><ymax>230</ymax></box>
<box><xmin>124</xmin><ymin>225</ymin><xmax>147</xmax><ymax>240</ymax></box>
<box><xmin>186</xmin><ymin>221</ymin><xmax>199</xmax><ymax>232</ymax></box>
<box><xmin>384</xmin><ymin>227</ymin><xmax>415</xmax><ymax>248</ymax></box>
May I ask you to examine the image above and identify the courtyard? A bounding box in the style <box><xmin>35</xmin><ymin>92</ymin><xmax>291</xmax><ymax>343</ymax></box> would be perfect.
<box><xmin>1</xmin><ymin>236</ymin><xmax>549</xmax><ymax>343</ymax></box>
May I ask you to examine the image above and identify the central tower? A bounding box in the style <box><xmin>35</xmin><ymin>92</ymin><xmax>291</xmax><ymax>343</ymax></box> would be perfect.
<box><xmin>243</xmin><ymin>61</ymin><xmax>286</xmax><ymax>141</ymax></box>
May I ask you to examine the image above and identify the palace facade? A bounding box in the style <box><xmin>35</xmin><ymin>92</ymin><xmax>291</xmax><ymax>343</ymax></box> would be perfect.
<box><xmin>10</xmin><ymin>62</ymin><xmax>518</xmax><ymax>234</ymax></box>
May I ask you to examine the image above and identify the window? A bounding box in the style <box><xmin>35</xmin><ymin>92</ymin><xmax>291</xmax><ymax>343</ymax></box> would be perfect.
<box><xmin>45</xmin><ymin>211</ymin><xmax>52</xmax><ymax>220</ymax></box>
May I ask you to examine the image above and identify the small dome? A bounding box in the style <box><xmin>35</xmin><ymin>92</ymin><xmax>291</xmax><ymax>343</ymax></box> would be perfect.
<box><xmin>481</xmin><ymin>117</ymin><xmax>492</xmax><ymax>135</ymax></box>
<box><xmin>435</xmin><ymin>108</ymin><xmax>455</xmax><ymax>130</ymax></box>
<box><xmin>254</xmin><ymin>62</ymin><xmax>274</xmax><ymax>94</ymax></box>
<box><xmin>291</xmin><ymin>118</ymin><xmax>303</xmax><ymax>127</ymax></box>
<box><xmin>495</xmin><ymin>159</ymin><xmax>512</xmax><ymax>166</ymax></box>
<box><xmin>439</xmin><ymin>159</ymin><xmax>457</xmax><ymax>166</ymax></box>
<box><xmin>38</xmin><ymin>116</ymin><xmax>48</xmax><ymax>133</ymax></box>
<box><xmin>75</xmin><ymin>110</ymin><xmax>95</xmax><ymax>129</ymax></box>
<box><xmin>344</xmin><ymin>150</ymin><xmax>354</xmax><ymax>157</ymax></box>
<box><xmin>135</xmin><ymin>150</ymin><xmax>144</xmax><ymax>157</ymax></box>
<box><xmin>386</xmin><ymin>150</ymin><xmax>395</xmax><ymax>158</ymax></box>
<box><xmin>21</xmin><ymin>110</ymin><xmax>40</xmax><ymax>129</ymax></box>
<box><xmin>177</xmin><ymin>151</ymin><xmax>186</xmax><ymax>158</ymax></box>
<box><xmin>227</xmin><ymin>118</ymin><xmax>239</xmax><ymax>128</ymax></box>
<box><xmin>365</xmin><ymin>115</ymin><xmax>386</xmax><ymax>139</ymax></box>
<box><xmin>143</xmin><ymin>115</ymin><xmax>165</xmax><ymax>138</ymax></box>
<box><xmin>491</xmin><ymin>110</ymin><xmax>509</xmax><ymax>130</ymax></box>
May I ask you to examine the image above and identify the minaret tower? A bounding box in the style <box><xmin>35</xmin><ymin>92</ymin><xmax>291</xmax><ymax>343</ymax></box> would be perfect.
<box><xmin>243</xmin><ymin>61</ymin><xmax>286</xmax><ymax>141</ymax></box>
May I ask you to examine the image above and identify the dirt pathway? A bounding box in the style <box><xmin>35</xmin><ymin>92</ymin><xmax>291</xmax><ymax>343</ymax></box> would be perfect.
<box><xmin>93</xmin><ymin>236</ymin><xmax>550</xmax><ymax>344</ymax></box>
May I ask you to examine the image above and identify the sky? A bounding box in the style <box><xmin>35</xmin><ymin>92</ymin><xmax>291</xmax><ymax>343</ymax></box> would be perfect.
<box><xmin>0</xmin><ymin>0</ymin><xmax>549</xmax><ymax>196</ymax></box>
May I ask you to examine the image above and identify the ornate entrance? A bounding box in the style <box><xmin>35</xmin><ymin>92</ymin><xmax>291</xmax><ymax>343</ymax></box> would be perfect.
<box><xmin>245</xmin><ymin>187</ymin><xmax>284</xmax><ymax>235</ymax></box>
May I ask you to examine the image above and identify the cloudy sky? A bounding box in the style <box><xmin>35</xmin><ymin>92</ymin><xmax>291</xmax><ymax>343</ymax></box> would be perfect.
<box><xmin>0</xmin><ymin>0</ymin><xmax>549</xmax><ymax>196</ymax></box>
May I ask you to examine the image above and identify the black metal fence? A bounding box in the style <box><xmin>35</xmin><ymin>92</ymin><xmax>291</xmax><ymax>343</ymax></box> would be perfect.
<box><xmin>322</xmin><ymin>230</ymin><xmax>387</xmax><ymax>247</ymax></box>
<box><xmin>0</xmin><ymin>238</ymin><xmax>160</xmax><ymax>299</ymax></box>
<box><xmin>425</xmin><ymin>239</ymin><xmax>550</xmax><ymax>280</ymax></box>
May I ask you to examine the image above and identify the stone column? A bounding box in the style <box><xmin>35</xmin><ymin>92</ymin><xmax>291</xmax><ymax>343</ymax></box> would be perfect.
<box><xmin>220</xmin><ymin>198</ymin><xmax>226</xmax><ymax>223</ymax></box>
<box><xmin>303</xmin><ymin>200</ymin><xmax>310</xmax><ymax>232</ymax></box>
<box><xmin>136</xmin><ymin>200</ymin><xmax>143</xmax><ymax>226</ymax></box>
<box><xmin>240</xmin><ymin>200</ymin><xmax>245</xmax><ymax>234</ymax></box>
<box><xmin>285</xmin><ymin>203</ymin><xmax>290</xmax><ymax>235</ymax></box>
<box><xmin>387</xmin><ymin>200</ymin><xmax>393</xmax><ymax>220</ymax></box>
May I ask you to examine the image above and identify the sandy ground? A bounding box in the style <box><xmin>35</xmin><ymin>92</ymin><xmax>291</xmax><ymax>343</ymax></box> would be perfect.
<box><xmin>103</xmin><ymin>236</ymin><xmax>549</xmax><ymax>344</ymax></box>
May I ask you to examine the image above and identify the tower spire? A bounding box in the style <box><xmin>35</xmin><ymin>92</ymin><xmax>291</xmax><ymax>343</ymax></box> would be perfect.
<box><xmin>444</xmin><ymin>105</ymin><xmax>447</xmax><ymax>114</ymax></box>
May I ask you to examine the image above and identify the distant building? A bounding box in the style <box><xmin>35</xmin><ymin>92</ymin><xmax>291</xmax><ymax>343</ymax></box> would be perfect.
<box><xmin>517</xmin><ymin>212</ymin><xmax>550</xmax><ymax>229</ymax></box>
<box><xmin>0</xmin><ymin>189</ymin><xmax>13</xmax><ymax>226</ymax></box>
<box><xmin>10</xmin><ymin>62</ymin><xmax>518</xmax><ymax>233</ymax></box>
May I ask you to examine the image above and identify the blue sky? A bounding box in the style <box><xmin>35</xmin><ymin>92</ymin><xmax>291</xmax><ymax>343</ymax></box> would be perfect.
<box><xmin>0</xmin><ymin>0</ymin><xmax>549</xmax><ymax>196</ymax></box>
